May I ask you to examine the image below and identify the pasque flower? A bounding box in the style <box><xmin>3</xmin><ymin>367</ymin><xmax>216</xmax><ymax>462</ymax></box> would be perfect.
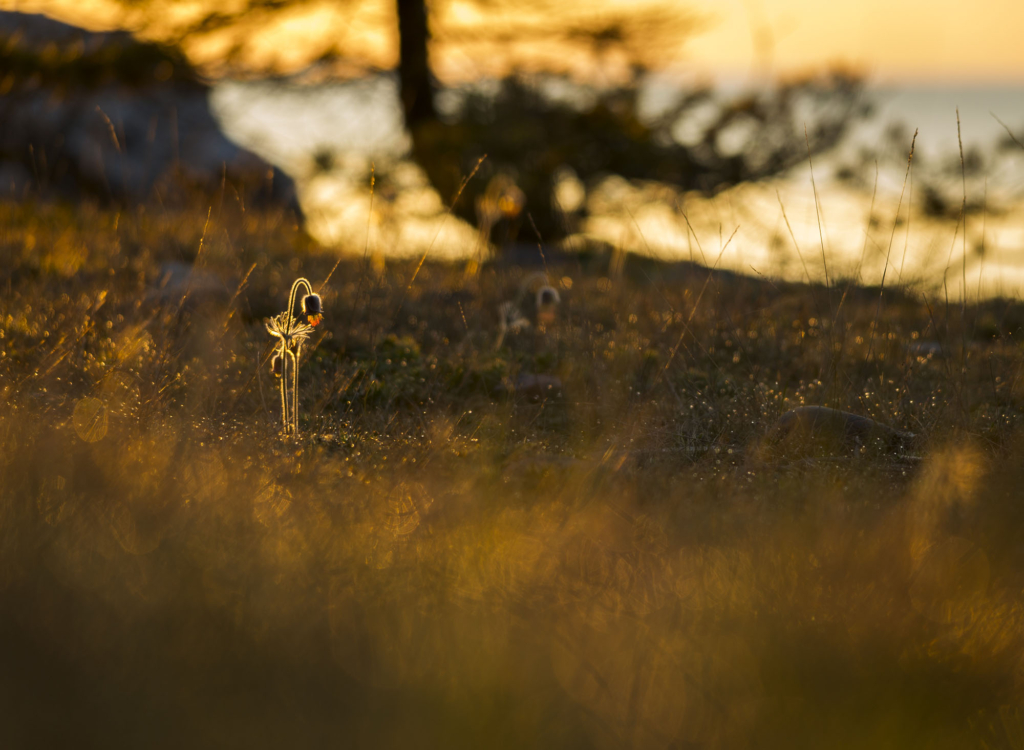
<box><xmin>265</xmin><ymin>278</ymin><xmax>323</xmax><ymax>436</ymax></box>
<box><xmin>302</xmin><ymin>292</ymin><xmax>323</xmax><ymax>326</ymax></box>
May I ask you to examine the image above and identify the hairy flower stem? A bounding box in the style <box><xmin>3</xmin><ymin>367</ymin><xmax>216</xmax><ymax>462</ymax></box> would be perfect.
<box><xmin>266</xmin><ymin>277</ymin><xmax>320</xmax><ymax>438</ymax></box>
<box><xmin>286</xmin><ymin>277</ymin><xmax>312</xmax><ymax>436</ymax></box>
<box><xmin>286</xmin><ymin>348</ymin><xmax>298</xmax><ymax>434</ymax></box>
<box><xmin>292</xmin><ymin>343</ymin><xmax>302</xmax><ymax>435</ymax></box>
<box><xmin>287</xmin><ymin>279</ymin><xmax>313</xmax><ymax>327</ymax></box>
<box><xmin>279</xmin><ymin>350</ymin><xmax>290</xmax><ymax>434</ymax></box>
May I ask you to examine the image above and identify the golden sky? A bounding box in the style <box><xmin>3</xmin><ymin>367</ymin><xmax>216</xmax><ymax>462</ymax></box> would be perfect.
<box><xmin>5</xmin><ymin>0</ymin><xmax>1024</xmax><ymax>82</ymax></box>
<box><xmin>690</xmin><ymin>0</ymin><xmax>1024</xmax><ymax>83</ymax></box>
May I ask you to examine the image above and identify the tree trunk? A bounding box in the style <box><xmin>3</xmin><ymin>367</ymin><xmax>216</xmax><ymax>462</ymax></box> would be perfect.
<box><xmin>396</xmin><ymin>0</ymin><xmax>437</xmax><ymax>129</ymax></box>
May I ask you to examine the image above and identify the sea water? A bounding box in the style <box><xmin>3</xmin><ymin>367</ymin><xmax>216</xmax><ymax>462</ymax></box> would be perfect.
<box><xmin>211</xmin><ymin>76</ymin><xmax>1024</xmax><ymax>298</ymax></box>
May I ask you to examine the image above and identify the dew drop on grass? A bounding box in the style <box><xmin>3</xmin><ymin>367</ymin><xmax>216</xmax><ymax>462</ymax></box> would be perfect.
<box><xmin>73</xmin><ymin>397</ymin><xmax>108</xmax><ymax>443</ymax></box>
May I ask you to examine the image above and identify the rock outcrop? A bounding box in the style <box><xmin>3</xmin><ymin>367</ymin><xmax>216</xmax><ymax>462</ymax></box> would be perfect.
<box><xmin>759</xmin><ymin>405</ymin><xmax>917</xmax><ymax>461</ymax></box>
<box><xmin>0</xmin><ymin>11</ymin><xmax>298</xmax><ymax>213</ymax></box>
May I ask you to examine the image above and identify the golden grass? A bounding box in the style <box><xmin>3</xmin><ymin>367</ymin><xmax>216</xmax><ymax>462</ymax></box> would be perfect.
<box><xmin>3</xmin><ymin>197</ymin><xmax>1024</xmax><ymax>747</ymax></box>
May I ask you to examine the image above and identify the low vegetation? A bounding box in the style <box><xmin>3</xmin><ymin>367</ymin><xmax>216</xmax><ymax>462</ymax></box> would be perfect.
<box><xmin>3</xmin><ymin>196</ymin><xmax>1024</xmax><ymax>748</ymax></box>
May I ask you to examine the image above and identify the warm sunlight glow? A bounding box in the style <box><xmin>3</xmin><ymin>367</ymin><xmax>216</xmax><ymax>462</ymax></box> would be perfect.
<box><xmin>7</xmin><ymin>0</ymin><xmax>1024</xmax><ymax>82</ymax></box>
<box><xmin>685</xmin><ymin>0</ymin><xmax>1024</xmax><ymax>83</ymax></box>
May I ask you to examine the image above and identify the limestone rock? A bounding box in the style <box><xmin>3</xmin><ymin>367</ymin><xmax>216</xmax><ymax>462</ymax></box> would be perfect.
<box><xmin>0</xmin><ymin>11</ymin><xmax>298</xmax><ymax>213</ymax></box>
<box><xmin>761</xmin><ymin>405</ymin><xmax>916</xmax><ymax>460</ymax></box>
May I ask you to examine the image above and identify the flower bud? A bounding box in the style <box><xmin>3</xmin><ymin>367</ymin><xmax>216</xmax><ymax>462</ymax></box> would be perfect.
<box><xmin>536</xmin><ymin>286</ymin><xmax>560</xmax><ymax>308</ymax></box>
<box><xmin>302</xmin><ymin>293</ymin><xmax>323</xmax><ymax>326</ymax></box>
<box><xmin>536</xmin><ymin>286</ymin><xmax>560</xmax><ymax>327</ymax></box>
<box><xmin>302</xmin><ymin>293</ymin><xmax>322</xmax><ymax>315</ymax></box>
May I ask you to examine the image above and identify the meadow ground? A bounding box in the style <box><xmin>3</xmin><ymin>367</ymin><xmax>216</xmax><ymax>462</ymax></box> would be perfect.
<box><xmin>4</xmin><ymin>197</ymin><xmax>1024</xmax><ymax>748</ymax></box>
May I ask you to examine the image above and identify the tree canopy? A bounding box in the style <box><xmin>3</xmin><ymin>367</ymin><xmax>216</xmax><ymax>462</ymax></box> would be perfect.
<box><xmin>109</xmin><ymin>0</ymin><xmax>704</xmax><ymax>85</ymax></box>
<box><xmin>98</xmin><ymin>0</ymin><xmax>863</xmax><ymax>245</ymax></box>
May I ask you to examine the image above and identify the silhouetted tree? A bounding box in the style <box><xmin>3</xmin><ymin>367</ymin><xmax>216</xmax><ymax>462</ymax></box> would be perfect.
<box><xmin>112</xmin><ymin>0</ymin><xmax>700</xmax><ymax>133</ymax></box>
<box><xmin>395</xmin><ymin>0</ymin><xmax>436</xmax><ymax>128</ymax></box>
<box><xmin>97</xmin><ymin>0</ymin><xmax>864</xmax><ymax>243</ymax></box>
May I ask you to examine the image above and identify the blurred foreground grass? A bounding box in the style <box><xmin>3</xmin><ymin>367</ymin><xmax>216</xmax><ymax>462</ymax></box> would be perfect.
<box><xmin>4</xmin><ymin>198</ymin><xmax>1024</xmax><ymax>748</ymax></box>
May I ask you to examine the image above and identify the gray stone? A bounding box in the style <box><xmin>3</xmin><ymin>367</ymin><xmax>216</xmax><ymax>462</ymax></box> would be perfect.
<box><xmin>761</xmin><ymin>405</ymin><xmax>916</xmax><ymax>459</ymax></box>
<box><xmin>0</xmin><ymin>11</ymin><xmax>299</xmax><ymax>214</ymax></box>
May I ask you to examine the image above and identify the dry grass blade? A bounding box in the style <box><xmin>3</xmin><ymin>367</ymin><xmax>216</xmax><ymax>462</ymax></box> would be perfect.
<box><xmin>866</xmin><ymin>129</ymin><xmax>917</xmax><ymax>365</ymax></box>
<box><xmin>176</xmin><ymin>206</ymin><xmax>213</xmax><ymax>315</ymax></box>
<box><xmin>804</xmin><ymin>124</ymin><xmax>831</xmax><ymax>295</ymax></box>
<box><xmin>655</xmin><ymin>225</ymin><xmax>738</xmax><ymax>387</ymax></box>
<box><xmin>405</xmin><ymin>155</ymin><xmax>487</xmax><ymax>294</ymax></box>
<box><xmin>775</xmin><ymin>189</ymin><xmax>814</xmax><ymax>286</ymax></box>
<box><xmin>991</xmin><ymin>111</ymin><xmax>1024</xmax><ymax>151</ymax></box>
